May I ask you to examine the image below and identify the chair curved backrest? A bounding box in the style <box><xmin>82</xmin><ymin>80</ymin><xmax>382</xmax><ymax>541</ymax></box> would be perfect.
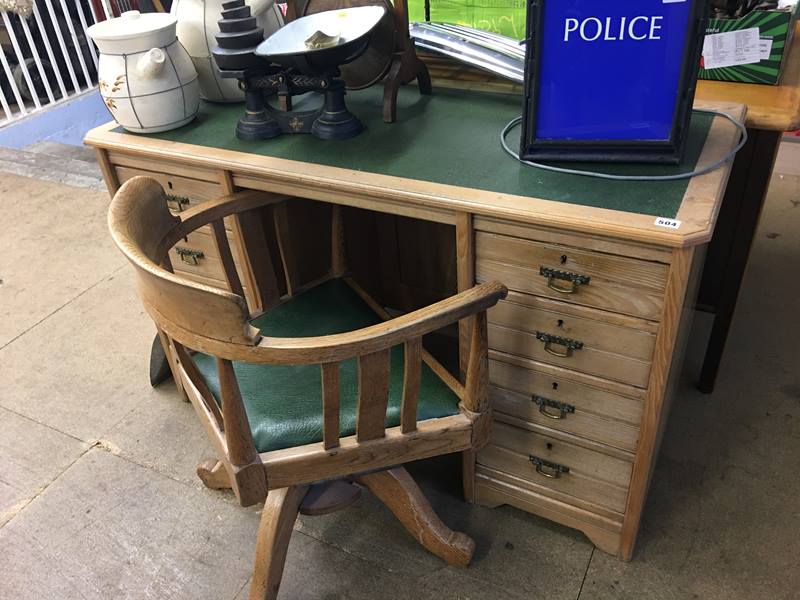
<box><xmin>109</xmin><ymin>176</ymin><xmax>507</xmax><ymax>507</ymax></box>
<box><xmin>108</xmin><ymin>176</ymin><xmax>262</xmax><ymax>347</ymax></box>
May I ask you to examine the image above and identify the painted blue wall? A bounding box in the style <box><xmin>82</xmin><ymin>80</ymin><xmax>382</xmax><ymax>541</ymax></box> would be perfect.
<box><xmin>0</xmin><ymin>90</ymin><xmax>112</xmax><ymax>148</ymax></box>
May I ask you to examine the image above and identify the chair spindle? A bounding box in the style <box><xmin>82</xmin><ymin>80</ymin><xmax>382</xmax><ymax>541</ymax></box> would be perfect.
<box><xmin>321</xmin><ymin>362</ymin><xmax>340</xmax><ymax>450</ymax></box>
<box><xmin>331</xmin><ymin>204</ymin><xmax>346</xmax><ymax>278</ymax></box>
<box><xmin>211</xmin><ymin>219</ymin><xmax>245</xmax><ymax>298</ymax></box>
<box><xmin>401</xmin><ymin>338</ymin><xmax>422</xmax><ymax>433</ymax></box>
<box><xmin>216</xmin><ymin>358</ymin><xmax>259</xmax><ymax>465</ymax></box>
<box><xmin>356</xmin><ymin>348</ymin><xmax>391</xmax><ymax>441</ymax></box>
<box><xmin>234</xmin><ymin>208</ymin><xmax>283</xmax><ymax>310</ymax></box>
<box><xmin>216</xmin><ymin>357</ymin><xmax>267</xmax><ymax>506</ymax></box>
<box><xmin>173</xmin><ymin>342</ymin><xmax>224</xmax><ymax>430</ymax></box>
<box><xmin>464</xmin><ymin>311</ymin><xmax>489</xmax><ymax>414</ymax></box>
<box><xmin>272</xmin><ymin>202</ymin><xmax>299</xmax><ymax>296</ymax></box>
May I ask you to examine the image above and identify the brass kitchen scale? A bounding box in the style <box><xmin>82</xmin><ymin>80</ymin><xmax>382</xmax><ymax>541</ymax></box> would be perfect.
<box><xmin>213</xmin><ymin>1</ymin><xmax>386</xmax><ymax>140</ymax></box>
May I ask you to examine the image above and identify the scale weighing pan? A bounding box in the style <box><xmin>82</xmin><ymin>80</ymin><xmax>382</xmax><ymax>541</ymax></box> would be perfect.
<box><xmin>255</xmin><ymin>6</ymin><xmax>386</xmax><ymax>74</ymax></box>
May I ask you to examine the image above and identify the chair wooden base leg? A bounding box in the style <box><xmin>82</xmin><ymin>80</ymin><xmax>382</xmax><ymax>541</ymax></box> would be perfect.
<box><xmin>355</xmin><ymin>467</ymin><xmax>475</xmax><ymax>567</ymax></box>
<box><xmin>248</xmin><ymin>485</ymin><xmax>309</xmax><ymax>600</ymax></box>
<box><xmin>197</xmin><ymin>459</ymin><xmax>231</xmax><ymax>490</ymax></box>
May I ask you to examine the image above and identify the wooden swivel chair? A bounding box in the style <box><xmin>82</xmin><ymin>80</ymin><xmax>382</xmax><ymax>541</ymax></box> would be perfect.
<box><xmin>108</xmin><ymin>176</ymin><xmax>507</xmax><ymax>600</ymax></box>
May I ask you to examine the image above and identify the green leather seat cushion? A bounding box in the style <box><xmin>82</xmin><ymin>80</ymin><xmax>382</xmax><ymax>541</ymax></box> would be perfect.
<box><xmin>192</xmin><ymin>279</ymin><xmax>461</xmax><ymax>453</ymax></box>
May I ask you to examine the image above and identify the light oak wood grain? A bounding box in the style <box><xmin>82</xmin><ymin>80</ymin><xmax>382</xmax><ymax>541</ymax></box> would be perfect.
<box><xmin>356</xmin><ymin>348</ymin><xmax>392</xmax><ymax>442</ymax></box>
<box><xmin>456</xmin><ymin>212</ymin><xmax>475</xmax><ymax>380</ymax></box>
<box><xmin>477</xmin><ymin>231</ymin><xmax>669</xmax><ymax>291</ymax></box>
<box><xmin>356</xmin><ymin>467</ymin><xmax>475</xmax><ymax>567</ymax></box>
<box><xmin>489</xmin><ymin>294</ymin><xmax>656</xmax><ymax>360</ymax></box>
<box><xmin>321</xmin><ymin>362</ymin><xmax>340</xmax><ymax>450</ymax></box>
<box><xmin>478</xmin><ymin>259</ymin><xmax>664</xmax><ymax>322</ymax></box>
<box><xmin>96</xmin><ymin>88</ymin><xmax>746</xmax><ymax>565</ymax></box>
<box><xmin>87</xmin><ymin>102</ymin><xmax>745</xmax><ymax>247</ymax></box>
<box><xmin>478</xmin><ymin>442</ymin><xmax>630</xmax><ymax>515</ymax></box>
<box><xmin>490</xmin><ymin>384</ymin><xmax>641</xmax><ymax>454</ymax></box>
<box><xmin>248</xmin><ymin>485</ymin><xmax>309</xmax><ymax>600</ymax></box>
<box><xmin>475</xmin><ymin>467</ymin><xmax>623</xmax><ymax>556</ymax></box>
<box><xmin>95</xmin><ymin>148</ymin><xmax>119</xmax><ymax>196</ymax></box>
<box><xmin>473</xmin><ymin>217</ymin><xmax>673</xmax><ymax>264</ymax></box>
<box><xmin>618</xmin><ymin>246</ymin><xmax>695</xmax><ymax>560</ymax></box>
<box><xmin>109</xmin><ymin>174</ymin><xmax>507</xmax><ymax>598</ymax></box>
<box><xmin>108</xmin><ymin>151</ymin><xmax>222</xmax><ymax>182</ymax></box>
<box><xmin>211</xmin><ymin>219</ymin><xmax>246</xmax><ymax>297</ymax></box>
<box><xmin>115</xmin><ymin>165</ymin><xmax>223</xmax><ymax>209</ymax></box>
<box><xmin>487</xmin><ymin>323</ymin><xmax>652</xmax><ymax>388</ymax></box>
<box><xmin>401</xmin><ymin>338</ymin><xmax>421</xmax><ymax>434</ymax></box>
<box><xmin>196</xmin><ymin>459</ymin><xmax>232</xmax><ymax>490</ymax></box>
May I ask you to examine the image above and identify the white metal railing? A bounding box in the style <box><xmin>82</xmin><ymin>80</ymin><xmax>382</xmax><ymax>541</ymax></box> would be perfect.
<box><xmin>0</xmin><ymin>0</ymin><xmax>116</xmax><ymax>126</ymax></box>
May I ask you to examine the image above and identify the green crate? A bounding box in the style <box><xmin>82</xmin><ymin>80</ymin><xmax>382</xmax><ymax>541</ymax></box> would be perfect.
<box><xmin>699</xmin><ymin>5</ymin><xmax>799</xmax><ymax>85</ymax></box>
<box><xmin>408</xmin><ymin>0</ymin><xmax>527</xmax><ymax>40</ymax></box>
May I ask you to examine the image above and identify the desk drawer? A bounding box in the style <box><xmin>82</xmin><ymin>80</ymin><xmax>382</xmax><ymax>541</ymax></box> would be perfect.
<box><xmin>487</xmin><ymin>325</ymin><xmax>651</xmax><ymax>388</ymax></box>
<box><xmin>476</xmin><ymin>232</ymin><xmax>668</xmax><ymax>320</ymax></box>
<box><xmin>489</xmin><ymin>358</ymin><xmax>642</xmax><ymax>452</ymax></box>
<box><xmin>115</xmin><ymin>165</ymin><xmax>223</xmax><ymax>216</ymax></box>
<box><xmin>170</xmin><ymin>227</ymin><xmax>240</xmax><ymax>286</ymax></box>
<box><xmin>487</xmin><ymin>293</ymin><xmax>655</xmax><ymax>387</ymax></box>
<box><xmin>478</xmin><ymin>421</ymin><xmax>632</xmax><ymax>514</ymax></box>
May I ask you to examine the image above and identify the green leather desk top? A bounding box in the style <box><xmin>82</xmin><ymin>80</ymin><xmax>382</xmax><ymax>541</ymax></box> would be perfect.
<box><xmin>141</xmin><ymin>86</ymin><xmax>714</xmax><ymax>219</ymax></box>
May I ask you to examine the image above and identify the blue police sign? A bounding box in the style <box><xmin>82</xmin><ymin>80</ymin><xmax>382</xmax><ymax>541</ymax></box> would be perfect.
<box><xmin>521</xmin><ymin>0</ymin><xmax>707</xmax><ymax>163</ymax></box>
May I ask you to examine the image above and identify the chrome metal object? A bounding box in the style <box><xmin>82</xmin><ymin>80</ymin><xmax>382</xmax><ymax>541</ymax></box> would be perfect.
<box><xmin>409</xmin><ymin>22</ymin><xmax>524</xmax><ymax>83</ymax></box>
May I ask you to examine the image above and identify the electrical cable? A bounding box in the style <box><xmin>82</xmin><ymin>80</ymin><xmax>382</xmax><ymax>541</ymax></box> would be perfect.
<box><xmin>500</xmin><ymin>108</ymin><xmax>748</xmax><ymax>182</ymax></box>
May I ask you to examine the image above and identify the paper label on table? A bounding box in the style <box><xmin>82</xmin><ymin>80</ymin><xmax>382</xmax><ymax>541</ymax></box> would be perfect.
<box><xmin>702</xmin><ymin>27</ymin><xmax>762</xmax><ymax>70</ymax></box>
<box><xmin>654</xmin><ymin>217</ymin><xmax>682</xmax><ymax>229</ymax></box>
<box><xmin>759</xmin><ymin>38</ymin><xmax>773</xmax><ymax>60</ymax></box>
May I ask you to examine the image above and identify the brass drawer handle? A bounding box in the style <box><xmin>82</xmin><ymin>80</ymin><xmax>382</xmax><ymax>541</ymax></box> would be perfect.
<box><xmin>175</xmin><ymin>246</ymin><xmax>205</xmax><ymax>265</ymax></box>
<box><xmin>539</xmin><ymin>267</ymin><xmax>590</xmax><ymax>294</ymax></box>
<box><xmin>535</xmin><ymin>332</ymin><xmax>583</xmax><ymax>358</ymax></box>
<box><xmin>529</xmin><ymin>456</ymin><xmax>570</xmax><ymax>479</ymax></box>
<box><xmin>533</xmin><ymin>395</ymin><xmax>575</xmax><ymax>420</ymax></box>
<box><xmin>166</xmin><ymin>194</ymin><xmax>190</xmax><ymax>212</ymax></box>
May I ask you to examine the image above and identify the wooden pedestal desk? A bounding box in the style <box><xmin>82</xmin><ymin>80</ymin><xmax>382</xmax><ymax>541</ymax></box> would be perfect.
<box><xmin>85</xmin><ymin>86</ymin><xmax>745</xmax><ymax>561</ymax></box>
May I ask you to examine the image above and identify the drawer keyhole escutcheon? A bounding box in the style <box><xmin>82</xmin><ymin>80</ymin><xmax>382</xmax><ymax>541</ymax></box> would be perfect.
<box><xmin>535</xmin><ymin>332</ymin><xmax>584</xmax><ymax>358</ymax></box>
<box><xmin>529</xmin><ymin>456</ymin><xmax>570</xmax><ymax>479</ymax></box>
<box><xmin>166</xmin><ymin>194</ymin><xmax>191</xmax><ymax>212</ymax></box>
<box><xmin>533</xmin><ymin>395</ymin><xmax>575</xmax><ymax>420</ymax></box>
<box><xmin>539</xmin><ymin>266</ymin><xmax>590</xmax><ymax>294</ymax></box>
<box><xmin>175</xmin><ymin>247</ymin><xmax>205</xmax><ymax>265</ymax></box>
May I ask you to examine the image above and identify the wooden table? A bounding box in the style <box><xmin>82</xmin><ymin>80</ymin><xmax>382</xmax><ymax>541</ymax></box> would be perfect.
<box><xmin>424</xmin><ymin>26</ymin><xmax>800</xmax><ymax>393</ymax></box>
<box><xmin>86</xmin><ymin>86</ymin><xmax>744</xmax><ymax>561</ymax></box>
<box><xmin>692</xmin><ymin>24</ymin><xmax>800</xmax><ymax>392</ymax></box>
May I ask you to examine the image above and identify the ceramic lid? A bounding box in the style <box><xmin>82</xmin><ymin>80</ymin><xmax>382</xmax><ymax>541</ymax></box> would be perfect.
<box><xmin>87</xmin><ymin>10</ymin><xmax>177</xmax><ymax>41</ymax></box>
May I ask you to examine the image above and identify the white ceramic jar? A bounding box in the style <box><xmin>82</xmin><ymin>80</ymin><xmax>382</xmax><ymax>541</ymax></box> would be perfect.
<box><xmin>87</xmin><ymin>11</ymin><xmax>200</xmax><ymax>133</ymax></box>
<box><xmin>172</xmin><ymin>0</ymin><xmax>283</xmax><ymax>102</ymax></box>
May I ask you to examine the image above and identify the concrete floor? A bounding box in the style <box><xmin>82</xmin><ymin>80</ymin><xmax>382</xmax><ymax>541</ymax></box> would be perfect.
<box><xmin>1</xmin><ymin>143</ymin><xmax>798</xmax><ymax>599</ymax></box>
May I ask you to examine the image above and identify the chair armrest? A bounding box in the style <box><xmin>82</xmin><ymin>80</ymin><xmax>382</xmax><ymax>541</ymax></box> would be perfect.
<box><xmin>252</xmin><ymin>281</ymin><xmax>508</xmax><ymax>365</ymax></box>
